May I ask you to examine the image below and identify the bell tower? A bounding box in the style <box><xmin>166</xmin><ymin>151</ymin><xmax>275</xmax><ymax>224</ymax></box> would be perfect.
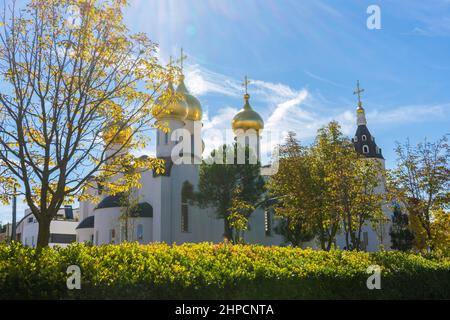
<box><xmin>352</xmin><ymin>81</ymin><xmax>384</xmax><ymax>166</ymax></box>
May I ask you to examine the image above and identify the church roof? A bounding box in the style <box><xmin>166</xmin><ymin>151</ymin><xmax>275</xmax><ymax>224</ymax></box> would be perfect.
<box><xmin>353</xmin><ymin>125</ymin><xmax>384</xmax><ymax>159</ymax></box>
<box><xmin>76</xmin><ymin>215</ymin><xmax>94</xmax><ymax>229</ymax></box>
<box><xmin>94</xmin><ymin>194</ymin><xmax>153</xmax><ymax>218</ymax></box>
<box><xmin>134</xmin><ymin>202</ymin><xmax>153</xmax><ymax>218</ymax></box>
<box><xmin>96</xmin><ymin>193</ymin><xmax>123</xmax><ymax>209</ymax></box>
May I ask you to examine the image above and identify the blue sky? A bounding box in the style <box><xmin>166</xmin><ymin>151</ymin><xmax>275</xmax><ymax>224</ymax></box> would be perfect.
<box><xmin>123</xmin><ymin>0</ymin><xmax>450</xmax><ymax>161</ymax></box>
<box><xmin>1</xmin><ymin>0</ymin><xmax>450</xmax><ymax>223</ymax></box>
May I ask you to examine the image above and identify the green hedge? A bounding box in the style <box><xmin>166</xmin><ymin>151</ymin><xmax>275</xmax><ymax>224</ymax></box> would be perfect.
<box><xmin>0</xmin><ymin>242</ymin><xmax>448</xmax><ymax>299</ymax></box>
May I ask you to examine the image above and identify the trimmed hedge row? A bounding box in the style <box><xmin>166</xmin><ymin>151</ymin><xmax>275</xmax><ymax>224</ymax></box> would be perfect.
<box><xmin>0</xmin><ymin>242</ymin><xmax>448</xmax><ymax>299</ymax></box>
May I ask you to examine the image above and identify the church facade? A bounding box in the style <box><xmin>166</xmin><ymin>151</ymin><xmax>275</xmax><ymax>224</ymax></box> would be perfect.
<box><xmin>75</xmin><ymin>74</ymin><xmax>392</xmax><ymax>251</ymax></box>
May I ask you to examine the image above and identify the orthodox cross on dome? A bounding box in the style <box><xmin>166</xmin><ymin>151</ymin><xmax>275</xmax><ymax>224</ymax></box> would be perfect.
<box><xmin>167</xmin><ymin>56</ymin><xmax>175</xmax><ymax>83</ymax></box>
<box><xmin>242</xmin><ymin>75</ymin><xmax>251</xmax><ymax>95</ymax></box>
<box><xmin>353</xmin><ymin>80</ymin><xmax>365</xmax><ymax>108</ymax></box>
<box><xmin>177</xmin><ymin>48</ymin><xmax>187</xmax><ymax>70</ymax></box>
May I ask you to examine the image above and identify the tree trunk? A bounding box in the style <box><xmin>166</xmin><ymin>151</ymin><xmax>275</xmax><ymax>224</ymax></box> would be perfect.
<box><xmin>125</xmin><ymin>212</ymin><xmax>129</xmax><ymax>242</ymax></box>
<box><xmin>424</xmin><ymin>225</ymin><xmax>434</xmax><ymax>252</ymax></box>
<box><xmin>224</xmin><ymin>218</ymin><xmax>233</xmax><ymax>242</ymax></box>
<box><xmin>320</xmin><ymin>235</ymin><xmax>326</xmax><ymax>251</ymax></box>
<box><xmin>37</xmin><ymin>216</ymin><xmax>52</xmax><ymax>249</ymax></box>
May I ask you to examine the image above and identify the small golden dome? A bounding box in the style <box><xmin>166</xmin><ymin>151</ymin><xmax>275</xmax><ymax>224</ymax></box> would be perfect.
<box><xmin>153</xmin><ymin>81</ymin><xmax>188</xmax><ymax>121</ymax></box>
<box><xmin>103</xmin><ymin>121</ymin><xmax>132</xmax><ymax>145</ymax></box>
<box><xmin>176</xmin><ymin>75</ymin><xmax>202</xmax><ymax>121</ymax></box>
<box><xmin>357</xmin><ymin>102</ymin><xmax>365</xmax><ymax>113</ymax></box>
<box><xmin>232</xmin><ymin>94</ymin><xmax>264</xmax><ymax>132</ymax></box>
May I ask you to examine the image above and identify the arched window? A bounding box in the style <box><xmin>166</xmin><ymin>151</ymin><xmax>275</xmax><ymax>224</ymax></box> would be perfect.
<box><xmin>264</xmin><ymin>209</ymin><xmax>272</xmax><ymax>236</ymax></box>
<box><xmin>164</xmin><ymin>132</ymin><xmax>169</xmax><ymax>145</ymax></box>
<box><xmin>362</xmin><ymin>135</ymin><xmax>367</xmax><ymax>141</ymax></box>
<box><xmin>354</xmin><ymin>136</ymin><xmax>358</xmax><ymax>142</ymax></box>
<box><xmin>363</xmin><ymin>145</ymin><xmax>369</xmax><ymax>154</ymax></box>
<box><xmin>137</xmin><ymin>224</ymin><xmax>144</xmax><ymax>242</ymax></box>
<box><xmin>181</xmin><ymin>181</ymin><xmax>192</xmax><ymax>233</ymax></box>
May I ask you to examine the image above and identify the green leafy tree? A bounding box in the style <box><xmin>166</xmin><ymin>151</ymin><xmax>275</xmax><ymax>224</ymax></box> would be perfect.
<box><xmin>194</xmin><ymin>143</ymin><xmax>265</xmax><ymax>242</ymax></box>
<box><xmin>430</xmin><ymin>208</ymin><xmax>450</xmax><ymax>255</ymax></box>
<box><xmin>269</xmin><ymin>123</ymin><xmax>385</xmax><ymax>251</ymax></box>
<box><xmin>388</xmin><ymin>136</ymin><xmax>450</xmax><ymax>251</ymax></box>
<box><xmin>312</xmin><ymin>122</ymin><xmax>385</xmax><ymax>251</ymax></box>
<box><xmin>268</xmin><ymin>132</ymin><xmax>315</xmax><ymax>247</ymax></box>
<box><xmin>0</xmin><ymin>0</ymin><xmax>169</xmax><ymax>248</ymax></box>
<box><xmin>227</xmin><ymin>187</ymin><xmax>255</xmax><ymax>244</ymax></box>
<box><xmin>389</xmin><ymin>205</ymin><xmax>414</xmax><ymax>251</ymax></box>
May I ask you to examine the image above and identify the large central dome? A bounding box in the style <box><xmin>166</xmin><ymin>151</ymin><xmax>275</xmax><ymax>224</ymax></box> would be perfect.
<box><xmin>153</xmin><ymin>81</ymin><xmax>189</xmax><ymax>121</ymax></box>
<box><xmin>232</xmin><ymin>93</ymin><xmax>264</xmax><ymax>132</ymax></box>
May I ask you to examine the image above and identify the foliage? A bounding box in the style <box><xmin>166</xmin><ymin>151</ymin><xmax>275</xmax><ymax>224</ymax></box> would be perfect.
<box><xmin>268</xmin><ymin>132</ymin><xmax>315</xmax><ymax>246</ymax></box>
<box><xmin>0</xmin><ymin>0</ymin><xmax>171</xmax><ymax>247</ymax></box>
<box><xmin>0</xmin><ymin>242</ymin><xmax>448</xmax><ymax>299</ymax></box>
<box><xmin>389</xmin><ymin>205</ymin><xmax>414</xmax><ymax>251</ymax></box>
<box><xmin>194</xmin><ymin>143</ymin><xmax>265</xmax><ymax>242</ymax></box>
<box><xmin>269</xmin><ymin>123</ymin><xmax>385</xmax><ymax>251</ymax></box>
<box><xmin>387</xmin><ymin>136</ymin><xmax>450</xmax><ymax>251</ymax></box>
<box><xmin>430</xmin><ymin>208</ymin><xmax>450</xmax><ymax>255</ymax></box>
<box><xmin>118</xmin><ymin>189</ymin><xmax>140</xmax><ymax>242</ymax></box>
<box><xmin>227</xmin><ymin>188</ymin><xmax>255</xmax><ymax>244</ymax></box>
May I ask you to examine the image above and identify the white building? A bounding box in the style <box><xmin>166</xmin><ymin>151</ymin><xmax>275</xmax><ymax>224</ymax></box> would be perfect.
<box><xmin>0</xmin><ymin>223</ymin><xmax>12</xmax><ymax>242</ymax></box>
<box><xmin>74</xmin><ymin>73</ymin><xmax>391</xmax><ymax>251</ymax></box>
<box><xmin>15</xmin><ymin>206</ymin><xmax>79</xmax><ymax>248</ymax></box>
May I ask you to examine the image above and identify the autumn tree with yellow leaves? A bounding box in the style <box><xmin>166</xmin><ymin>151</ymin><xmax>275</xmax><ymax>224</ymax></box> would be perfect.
<box><xmin>0</xmin><ymin>0</ymin><xmax>173</xmax><ymax>248</ymax></box>
<box><xmin>387</xmin><ymin>136</ymin><xmax>450</xmax><ymax>252</ymax></box>
<box><xmin>269</xmin><ymin>122</ymin><xmax>385</xmax><ymax>251</ymax></box>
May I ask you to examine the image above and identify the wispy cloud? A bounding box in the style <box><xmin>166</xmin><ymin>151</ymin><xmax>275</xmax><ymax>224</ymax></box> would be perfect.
<box><xmin>185</xmin><ymin>64</ymin><xmax>241</xmax><ymax>97</ymax></box>
<box><xmin>395</xmin><ymin>0</ymin><xmax>450</xmax><ymax>37</ymax></box>
<box><xmin>304</xmin><ymin>70</ymin><xmax>349</xmax><ymax>89</ymax></box>
<box><xmin>368</xmin><ymin>104</ymin><xmax>450</xmax><ymax>124</ymax></box>
<box><xmin>187</xmin><ymin>62</ymin><xmax>450</xmax><ymax>155</ymax></box>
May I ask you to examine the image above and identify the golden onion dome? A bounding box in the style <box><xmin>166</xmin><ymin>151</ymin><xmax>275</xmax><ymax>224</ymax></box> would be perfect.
<box><xmin>357</xmin><ymin>102</ymin><xmax>365</xmax><ymax>113</ymax></box>
<box><xmin>176</xmin><ymin>75</ymin><xmax>202</xmax><ymax>121</ymax></box>
<box><xmin>153</xmin><ymin>81</ymin><xmax>188</xmax><ymax>121</ymax></box>
<box><xmin>232</xmin><ymin>94</ymin><xmax>264</xmax><ymax>132</ymax></box>
<box><xmin>102</xmin><ymin>121</ymin><xmax>132</xmax><ymax>145</ymax></box>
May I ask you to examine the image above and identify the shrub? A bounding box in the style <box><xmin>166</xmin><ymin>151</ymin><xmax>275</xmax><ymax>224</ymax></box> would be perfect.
<box><xmin>0</xmin><ymin>242</ymin><xmax>448</xmax><ymax>299</ymax></box>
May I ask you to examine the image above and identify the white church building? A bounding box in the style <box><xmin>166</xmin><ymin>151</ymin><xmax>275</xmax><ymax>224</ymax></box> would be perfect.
<box><xmin>73</xmin><ymin>72</ymin><xmax>392</xmax><ymax>251</ymax></box>
<box><xmin>75</xmin><ymin>73</ymin><xmax>284</xmax><ymax>247</ymax></box>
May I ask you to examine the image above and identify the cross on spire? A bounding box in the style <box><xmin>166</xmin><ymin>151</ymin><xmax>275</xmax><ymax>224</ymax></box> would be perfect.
<box><xmin>242</xmin><ymin>75</ymin><xmax>250</xmax><ymax>95</ymax></box>
<box><xmin>177</xmin><ymin>48</ymin><xmax>187</xmax><ymax>70</ymax></box>
<box><xmin>353</xmin><ymin>80</ymin><xmax>364</xmax><ymax>107</ymax></box>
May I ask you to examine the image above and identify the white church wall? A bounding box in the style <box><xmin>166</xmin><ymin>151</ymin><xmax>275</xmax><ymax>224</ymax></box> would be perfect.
<box><xmin>79</xmin><ymin>185</ymin><xmax>98</xmax><ymax>222</ymax></box>
<box><xmin>94</xmin><ymin>207</ymin><xmax>121</xmax><ymax>245</ymax></box>
<box><xmin>138</xmin><ymin>169</ymin><xmax>163</xmax><ymax>242</ymax></box>
<box><xmin>93</xmin><ymin>207</ymin><xmax>154</xmax><ymax>244</ymax></box>
<box><xmin>169</xmin><ymin>163</ymin><xmax>226</xmax><ymax>244</ymax></box>
<box><xmin>244</xmin><ymin>208</ymin><xmax>284</xmax><ymax>246</ymax></box>
<box><xmin>77</xmin><ymin>228</ymin><xmax>94</xmax><ymax>243</ymax></box>
<box><xmin>156</xmin><ymin>119</ymin><xmax>185</xmax><ymax>158</ymax></box>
